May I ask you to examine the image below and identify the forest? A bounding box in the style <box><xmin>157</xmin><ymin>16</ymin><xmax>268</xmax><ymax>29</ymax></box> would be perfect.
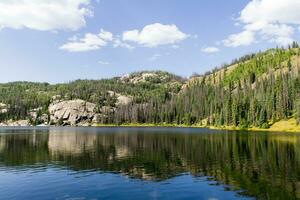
<box><xmin>0</xmin><ymin>44</ymin><xmax>300</xmax><ymax>129</ymax></box>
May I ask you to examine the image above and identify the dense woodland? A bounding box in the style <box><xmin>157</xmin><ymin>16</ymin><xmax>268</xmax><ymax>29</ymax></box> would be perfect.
<box><xmin>0</xmin><ymin>44</ymin><xmax>300</xmax><ymax>128</ymax></box>
<box><xmin>0</xmin><ymin>71</ymin><xmax>183</xmax><ymax>122</ymax></box>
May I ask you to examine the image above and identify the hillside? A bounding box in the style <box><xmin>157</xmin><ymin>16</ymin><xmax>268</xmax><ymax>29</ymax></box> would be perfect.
<box><xmin>0</xmin><ymin>46</ymin><xmax>299</xmax><ymax>130</ymax></box>
<box><xmin>0</xmin><ymin>71</ymin><xmax>184</xmax><ymax>126</ymax></box>
<box><xmin>173</xmin><ymin>46</ymin><xmax>300</xmax><ymax>129</ymax></box>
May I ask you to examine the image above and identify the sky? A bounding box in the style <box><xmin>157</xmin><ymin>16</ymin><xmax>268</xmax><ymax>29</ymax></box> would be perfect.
<box><xmin>0</xmin><ymin>0</ymin><xmax>300</xmax><ymax>83</ymax></box>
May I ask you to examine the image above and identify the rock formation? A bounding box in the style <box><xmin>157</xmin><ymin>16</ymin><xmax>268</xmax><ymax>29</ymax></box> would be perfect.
<box><xmin>49</xmin><ymin>99</ymin><xmax>96</xmax><ymax>126</ymax></box>
<box><xmin>0</xmin><ymin>120</ymin><xmax>30</xmax><ymax>127</ymax></box>
<box><xmin>107</xmin><ymin>91</ymin><xmax>133</xmax><ymax>106</ymax></box>
<box><xmin>0</xmin><ymin>103</ymin><xmax>9</xmax><ymax>114</ymax></box>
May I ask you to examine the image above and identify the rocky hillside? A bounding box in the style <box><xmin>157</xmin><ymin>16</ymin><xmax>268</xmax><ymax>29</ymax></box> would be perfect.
<box><xmin>0</xmin><ymin>71</ymin><xmax>184</xmax><ymax>126</ymax></box>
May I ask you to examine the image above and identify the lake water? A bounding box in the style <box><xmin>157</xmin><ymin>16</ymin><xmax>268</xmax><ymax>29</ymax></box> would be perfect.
<box><xmin>0</xmin><ymin>127</ymin><xmax>299</xmax><ymax>200</ymax></box>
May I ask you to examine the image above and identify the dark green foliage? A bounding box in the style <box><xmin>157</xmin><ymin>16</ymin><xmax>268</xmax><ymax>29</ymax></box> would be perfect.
<box><xmin>107</xmin><ymin>47</ymin><xmax>300</xmax><ymax>128</ymax></box>
<box><xmin>292</xmin><ymin>41</ymin><xmax>299</xmax><ymax>49</ymax></box>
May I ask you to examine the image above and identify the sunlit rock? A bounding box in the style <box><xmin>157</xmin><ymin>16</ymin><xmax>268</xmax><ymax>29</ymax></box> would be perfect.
<box><xmin>48</xmin><ymin>99</ymin><xmax>96</xmax><ymax>126</ymax></box>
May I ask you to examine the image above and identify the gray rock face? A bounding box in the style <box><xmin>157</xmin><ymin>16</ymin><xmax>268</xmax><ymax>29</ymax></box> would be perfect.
<box><xmin>49</xmin><ymin>99</ymin><xmax>96</xmax><ymax>126</ymax></box>
<box><xmin>107</xmin><ymin>91</ymin><xmax>133</xmax><ymax>106</ymax></box>
<box><xmin>91</xmin><ymin>106</ymin><xmax>116</xmax><ymax>124</ymax></box>
<box><xmin>0</xmin><ymin>120</ymin><xmax>30</xmax><ymax>127</ymax></box>
<box><xmin>116</xmin><ymin>95</ymin><xmax>133</xmax><ymax>106</ymax></box>
<box><xmin>29</xmin><ymin>107</ymin><xmax>49</xmax><ymax>125</ymax></box>
<box><xmin>0</xmin><ymin>103</ymin><xmax>9</xmax><ymax>114</ymax></box>
<box><xmin>119</xmin><ymin>72</ymin><xmax>165</xmax><ymax>84</ymax></box>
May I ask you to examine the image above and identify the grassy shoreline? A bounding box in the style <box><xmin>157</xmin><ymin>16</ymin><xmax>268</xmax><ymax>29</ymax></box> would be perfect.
<box><xmin>92</xmin><ymin>124</ymin><xmax>300</xmax><ymax>133</ymax></box>
<box><xmin>1</xmin><ymin>119</ymin><xmax>299</xmax><ymax>133</ymax></box>
<box><xmin>92</xmin><ymin>118</ymin><xmax>300</xmax><ymax>133</ymax></box>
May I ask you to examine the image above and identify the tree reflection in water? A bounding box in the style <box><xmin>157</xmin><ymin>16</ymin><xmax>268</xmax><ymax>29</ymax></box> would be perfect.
<box><xmin>0</xmin><ymin>127</ymin><xmax>299</xmax><ymax>199</ymax></box>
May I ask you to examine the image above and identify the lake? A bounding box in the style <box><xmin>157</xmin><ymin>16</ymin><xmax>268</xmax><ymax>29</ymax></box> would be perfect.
<box><xmin>0</xmin><ymin>127</ymin><xmax>299</xmax><ymax>200</ymax></box>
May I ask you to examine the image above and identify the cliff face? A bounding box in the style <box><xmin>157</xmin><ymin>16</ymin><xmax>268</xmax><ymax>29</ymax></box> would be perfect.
<box><xmin>48</xmin><ymin>99</ymin><xmax>96</xmax><ymax>126</ymax></box>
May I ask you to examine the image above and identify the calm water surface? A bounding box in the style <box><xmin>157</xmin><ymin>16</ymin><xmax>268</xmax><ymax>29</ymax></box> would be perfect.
<box><xmin>0</xmin><ymin>127</ymin><xmax>299</xmax><ymax>200</ymax></box>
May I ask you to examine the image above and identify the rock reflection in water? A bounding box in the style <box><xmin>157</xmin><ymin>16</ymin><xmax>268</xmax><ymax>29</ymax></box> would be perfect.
<box><xmin>0</xmin><ymin>127</ymin><xmax>299</xmax><ymax>199</ymax></box>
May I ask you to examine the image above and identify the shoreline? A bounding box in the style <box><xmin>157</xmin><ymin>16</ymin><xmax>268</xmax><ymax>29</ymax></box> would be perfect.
<box><xmin>1</xmin><ymin>119</ymin><xmax>300</xmax><ymax>133</ymax></box>
<box><xmin>91</xmin><ymin>123</ymin><xmax>300</xmax><ymax>133</ymax></box>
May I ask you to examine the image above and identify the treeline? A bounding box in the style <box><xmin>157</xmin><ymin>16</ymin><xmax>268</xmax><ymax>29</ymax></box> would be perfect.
<box><xmin>105</xmin><ymin>48</ymin><xmax>300</xmax><ymax>128</ymax></box>
<box><xmin>106</xmin><ymin>70</ymin><xmax>300</xmax><ymax>128</ymax></box>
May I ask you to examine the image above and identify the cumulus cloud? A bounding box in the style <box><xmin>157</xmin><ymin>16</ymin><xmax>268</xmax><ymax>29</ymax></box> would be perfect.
<box><xmin>201</xmin><ymin>46</ymin><xmax>220</xmax><ymax>53</ymax></box>
<box><xmin>224</xmin><ymin>0</ymin><xmax>300</xmax><ymax>47</ymax></box>
<box><xmin>122</xmin><ymin>23</ymin><xmax>189</xmax><ymax>47</ymax></box>
<box><xmin>60</xmin><ymin>29</ymin><xmax>113</xmax><ymax>52</ymax></box>
<box><xmin>223</xmin><ymin>31</ymin><xmax>255</xmax><ymax>47</ymax></box>
<box><xmin>240</xmin><ymin>0</ymin><xmax>300</xmax><ymax>25</ymax></box>
<box><xmin>0</xmin><ymin>0</ymin><xmax>92</xmax><ymax>31</ymax></box>
<box><xmin>113</xmin><ymin>39</ymin><xmax>135</xmax><ymax>50</ymax></box>
<box><xmin>60</xmin><ymin>23</ymin><xmax>189</xmax><ymax>52</ymax></box>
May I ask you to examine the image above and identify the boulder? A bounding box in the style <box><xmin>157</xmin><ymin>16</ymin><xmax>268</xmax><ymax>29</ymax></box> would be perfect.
<box><xmin>29</xmin><ymin>107</ymin><xmax>49</xmax><ymax>125</ymax></box>
<box><xmin>0</xmin><ymin>103</ymin><xmax>9</xmax><ymax>114</ymax></box>
<box><xmin>17</xmin><ymin>120</ymin><xmax>30</xmax><ymax>126</ymax></box>
<box><xmin>40</xmin><ymin>114</ymin><xmax>49</xmax><ymax>124</ymax></box>
<box><xmin>107</xmin><ymin>91</ymin><xmax>133</xmax><ymax>106</ymax></box>
<box><xmin>116</xmin><ymin>95</ymin><xmax>133</xmax><ymax>106</ymax></box>
<box><xmin>49</xmin><ymin>99</ymin><xmax>96</xmax><ymax>126</ymax></box>
<box><xmin>1</xmin><ymin>120</ymin><xmax>30</xmax><ymax>127</ymax></box>
<box><xmin>0</xmin><ymin>123</ymin><xmax>7</xmax><ymax>127</ymax></box>
<box><xmin>29</xmin><ymin>110</ymin><xmax>49</xmax><ymax>125</ymax></box>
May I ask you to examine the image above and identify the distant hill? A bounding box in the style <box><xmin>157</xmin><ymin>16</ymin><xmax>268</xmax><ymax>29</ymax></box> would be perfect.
<box><xmin>0</xmin><ymin>45</ymin><xmax>299</xmax><ymax>131</ymax></box>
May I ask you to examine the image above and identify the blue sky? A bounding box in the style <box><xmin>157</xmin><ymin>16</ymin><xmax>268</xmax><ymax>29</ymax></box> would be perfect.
<box><xmin>0</xmin><ymin>0</ymin><xmax>300</xmax><ymax>83</ymax></box>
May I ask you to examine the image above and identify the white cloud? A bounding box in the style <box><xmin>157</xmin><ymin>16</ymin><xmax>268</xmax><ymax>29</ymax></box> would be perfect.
<box><xmin>223</xmin><ymin>30</ymin><xmax>255</xmax><ymax>47</ymax></box>
<box><xmin>0</xmin><ymin>0</ymin><xmax>92</xmax><ymax>31</ymax></box>
<box><xmin>172</xmin><ymin>45</ymin><xmax>180</xmax><ymax>49</ymax></box>
<box><xmin>201</xmin><ymin>46</ymin><xmax>220</xmax><ymax>53</ymax></box>
<box><xmin>113</xmin><ymin>39</ymin><xmax>135</xmax><ymax>50</ymax></box>
<box><xmin>224</xmin><ymin>0</ymin><xmax>300</xmax><ymax>47</ymax></box>
<box><xmin>98</xmin><ymin>30</ymin><xmax>114</xmax><ymax>41</ymax></box>
<box><xmin>240</xmin><ymin>0</ymin><xmax>300</xmax><ymax>25</ymax></box>
<box><xmin>122</xmin><ymin>23</ymin><xmax>189</xmax><ymax>47</ymax></box>
<box><xmin>98</xmin><ymin>61</ymin><xmax>110</xmax><ymax>65</ymax></box>
<box><xmin>60</xmin><ymin>29</ymin><xmax>113</xmax><ymax>52</ymax></box>
<box><xmin>149</xmin><ymin>54</ymin><xmax>161</xmax><ymax>61</ymax></box>
<box><xmin>259</xmin><ymin>23</ymin><xmax>294</xmax><ymax>46</ymax></box>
